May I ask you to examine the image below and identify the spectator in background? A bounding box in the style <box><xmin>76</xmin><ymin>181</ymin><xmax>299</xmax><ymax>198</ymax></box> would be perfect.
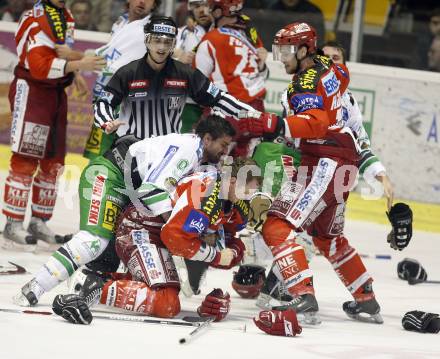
<box><xmin>429</xmin><ymin>8</ymin><xmax>440</xmax><ymax>37</ymax></box>
<box><xmin>71</xmin><ymin>0</ymin><xmax>96</xmax><ymax>30</ymax></box>
<box><xmin>1</xmin><ymin>0</ymin><xmax>31</xmax><ymax>22</ymax></box>
<box><xmin>269</xmin><ymin>0</ymin><xmax>325</xmax><ymax>45</ymax></box>
<box><xmin>67</xmin><ymin>0</ymin><xmax>113</xmax><ymax>32</ymax></box>
<box><xmin>428</xmin><ymin>36</ymin><xmax>440</xmax><ymax>72</ymax></box>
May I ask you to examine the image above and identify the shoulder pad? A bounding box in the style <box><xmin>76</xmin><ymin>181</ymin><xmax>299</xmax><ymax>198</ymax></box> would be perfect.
<box><xmin>291</xmin><ymin>67</ymin><xmax>321</xmax><ymax>93</ymax></box>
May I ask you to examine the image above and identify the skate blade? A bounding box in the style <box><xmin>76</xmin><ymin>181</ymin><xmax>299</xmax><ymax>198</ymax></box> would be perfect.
<box><xmin>297</xmin><ymin>311</ymin><xmax>322</xmax><ymax>325</ymax></box>
<box><xmin>255</xmin><ymin>294</ymin><xmax>291</xmax><ymax>310</ymax></box>
<box><xmin>12</xmin><ymin>292</ymin><xmax>33</xmax><ymax>307</ymax></box>
<box><xmin>345</xmin><ymin>312</ymin><xmax>384</xmax><ymax>324</ymax></box>
<box><xmin>1</xmin><ymin>238</ymin><xmax>36</xmax><ymax>252</ymax></box>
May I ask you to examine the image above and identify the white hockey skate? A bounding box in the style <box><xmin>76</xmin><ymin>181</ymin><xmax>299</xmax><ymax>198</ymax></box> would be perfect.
<box><xmin>27</xmin><ymin>217</ymin><xmax>56</xmax><ymax>245</ymax></box>
<box><xmin>12</xmin><ymin>278</ymin><xmax>45</xmax><ymax>307</ymax></box>
<box><xmin>2</xmin><ymin>221</ymin><xmax>37</xmax><ymax>251</ymax></box>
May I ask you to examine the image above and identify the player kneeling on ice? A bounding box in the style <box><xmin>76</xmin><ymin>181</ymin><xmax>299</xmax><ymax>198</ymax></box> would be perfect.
<box><xmin>51</xmin><ymin>158</ymin><xmax>261</xmax><ymax>324</ymax></box>
<box><xmin>14</xmin><ymin>116</ymin><xmax>240</xmax><ymax>307</ymax></box>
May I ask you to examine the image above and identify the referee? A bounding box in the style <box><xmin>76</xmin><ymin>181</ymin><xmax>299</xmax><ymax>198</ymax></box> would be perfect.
<box><xmin>94</xmin><ymin>15</ymin><xmax>259</xmax><ymax>141</ymax></box>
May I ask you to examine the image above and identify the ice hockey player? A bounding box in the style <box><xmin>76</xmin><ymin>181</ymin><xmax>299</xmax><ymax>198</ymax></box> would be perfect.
<box><xmin>194</xmin><ymin>0</ymin><xmax>269</xmax><ymax>156</ymax></box>
<box><xmin>83</xmin><ymin>0</ymin><xmax>161</xmax><ymax>160</ymax></box>
<box><xmin>51</xmin><ymin>157</ymin><xmax>260</xmax><ymax>323</ymax></box>
<box><xmin>245</xmin><ymin>22</ymin><xmax>383</xmax><ymax>324</ymax></box>
<box><xmin>13</xmin><ymin>116</ymin><xmax>238</xmax><ymax>306</ymax></box>
<box><xmin>2</xmin><ymin>0</ymin><xmax>105</xmax><ymax>246</ymax></box>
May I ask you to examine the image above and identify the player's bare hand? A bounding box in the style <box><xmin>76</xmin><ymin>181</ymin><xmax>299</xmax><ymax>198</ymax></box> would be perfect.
<box><xmin>256</xmin><ymin>47</ymin><xmax>268</xmax><ymax>70</ymax></box>
<box><xmin>79</xmin><ymin>56</ymin><xmax>106</xmax><ymax>72</ymax></box>
<box><xmin>55</xmin><ymin>44</ymin><xmax>74</xmax><ymax>60</ymax></box>
<box><xmin>200</xmin><ymin>233</ymin><xmax>217</xmax><ymax>246</ymax></box>
<box><xmin>179</xmin><ymin>51</ymin><xmax>195</xmax><ymax>64</ymax></box>
<box><xmin>376</xmin><ymin>173</ymin><xmax>394</xmax><ymax>210</ymax></box>
<box><xmin>104</xmin><ymin>120</ymin><xmax>123</xmax><ymax>134</ymax></box>
<box><xmin>73</xmin><ymin>73</ymin><xmax>89</xmax><ymax>99</ymax></box>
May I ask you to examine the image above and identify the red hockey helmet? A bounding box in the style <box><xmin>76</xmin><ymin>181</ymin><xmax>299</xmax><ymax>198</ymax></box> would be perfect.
<box><xmin>272</xmin><ymin>22</ymin><xmax>317</xmax><ymax>61</ymax></box>
<box><xmin>208</xmin><ymin>0</ymin><xmax>243</xmax><ymax>17</ymax></box>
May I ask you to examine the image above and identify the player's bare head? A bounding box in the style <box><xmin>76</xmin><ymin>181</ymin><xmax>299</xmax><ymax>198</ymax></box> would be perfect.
<box><xmin>188</xmin><ymin>0</ymin><xmax>212</xmax><ymax>27</ymax></box>
<box><xmin>322</xmin><ymin>41</ymin><xmax>346</xmax><ymax>64</ymax></box>
<box><xmin>196</xmin><ymin>115</ymin><xmax>236</xmax><ymax>164</ymax></box>
<box><xmin>144</xmin><ymin>16</ymin><xmax>177</xmax><ymax>64</ymax></box>
<box><xmin>224</xmin><ymin>157</ymin><xmax>261</xmax><ymax>201</ymax></box>
<box><xmin>273</xmin><ymin>22</ymin><xmax>317</xmax><ymax>74</ymax></box>
<box><xmin>50</xmin><ymin>0</ymin><xmax>66</xmax><ymax>8</ymax></box>
<box><xmin>128</xmin><ymin>0</ymin><xmax>159</xmax><ymax>21</ymax></box>
<box><xmin>208</xmin><ymin>0</ymin><xmax>243</xmax><ymax>20</ymax></box>
<box><xmin>430</xmin><ymin>8</ymin><xmax>440</xmax><ymax>37</ymax></box>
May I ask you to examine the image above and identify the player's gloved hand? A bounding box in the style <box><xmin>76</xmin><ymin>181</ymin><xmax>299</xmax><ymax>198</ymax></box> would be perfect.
<box><xmin>238</xmin><ymin>111</ymin><xmax>283</xmax><ymax>139</ymax></box>
<box><xmin>197</xmin><ymin>288</ymin><xmax>231</xmax><ymax>322</ymax></box>
<box><xmin>402</xmin><ymin>311</ymin><xmax>440</xmax><ymax>333</ymax></box>
<box><xmin>225</xmin><ymin>236</ymin><xmax>245</xmax><ymax>268</ymax></box>
<box><xmin>397</xmin><ymin>258</ymin><xmax>428</xmax><ymax>284</ymax></box>
<box><xmin>386</xmin><ymin>202</ymin><xmax>413</xmax><ymax>250</ymax></box>
<box><xmin>52</xmin><ymin>294</ymin><xmax>93</xmax><ymax>325</ymax></box>
<box><xmin>254</xmin><ymin>309</ymin><xmax>302</xmax><ymax>336</ymax></box>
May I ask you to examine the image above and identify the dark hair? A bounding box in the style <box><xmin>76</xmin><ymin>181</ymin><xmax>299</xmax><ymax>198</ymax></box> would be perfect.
<box><xmin>322</xmin><ymin>40</ymin><xmax>346</xmax><ymax>64</ymax></box>
<box><xmin>431</xmin><ymin>8</ymin><xmax>440</xmax><ymax>19</ymax></box>
<box><xmin>71</xmin><ymin>0</ymin><xmax>92</xmax><ymax>10</ymax></box>
<box><xmin>195</xmin><ymin>115</ymin><xmax>236</xmax><ymax>140</ymax></box>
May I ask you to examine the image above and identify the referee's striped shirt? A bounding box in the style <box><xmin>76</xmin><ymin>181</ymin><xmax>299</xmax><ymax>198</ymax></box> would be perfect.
<box><xmin>94</xmin><ymin>56</ymin><xmax>256</xmax><ymax>139</ymax></box>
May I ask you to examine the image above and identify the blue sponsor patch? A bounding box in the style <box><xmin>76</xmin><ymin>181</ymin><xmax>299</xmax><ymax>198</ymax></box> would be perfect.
<box><xmin>290</xmin><ymin>94</ymin><xmax>323</xmax><ymax>113</ymax></box>
<box><xmin>321</xmin><ymin>71</ymin><xmax>340</xmax><ymax>96</ymax></box>
<box><xmin>183</xmin><ymin>209</ymin><xmax>209</xmax><ymax>234</ymax></box>
<box><xmin>148</xmin><ymin>145</ymin><xmax>179</xmax><ymax>181</ymax></box>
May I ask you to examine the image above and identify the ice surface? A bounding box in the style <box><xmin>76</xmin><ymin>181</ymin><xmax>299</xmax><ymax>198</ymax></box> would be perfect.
<box><xmin>1</xmin><ymin>174</ymin><xmax>440</xmax><ymax>359</ymax></box>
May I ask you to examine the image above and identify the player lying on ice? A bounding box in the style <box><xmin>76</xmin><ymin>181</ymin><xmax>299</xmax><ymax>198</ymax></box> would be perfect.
<box><xmin>14</xmin><ymin>116</ymin><xmax>257</xmax><ymax>308</ymax></box>
<box><xmin>50</xmin><ymin>157</ymin><xmax>261</xmax><ymax>324</ymax></box>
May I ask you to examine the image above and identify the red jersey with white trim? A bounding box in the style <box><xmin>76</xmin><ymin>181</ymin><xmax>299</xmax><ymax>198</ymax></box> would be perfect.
<box><xmin>283</xmin><ymin>55</ymin><xmax>357</xmax><ymax>161</ymax></box>
<box><xmin>14</xmin><ymin>1</ymin><xmax>75</xmax><ymax>85</ymax></box>
<box><xmin>195</xmin><ymin>26</ymin><xmax>266</xmax><ymax>103</ymax></box>
<box><xmin>161</xmin><ymin>171</ymin><xmax>249</xmax><ymax>262</ymax></box>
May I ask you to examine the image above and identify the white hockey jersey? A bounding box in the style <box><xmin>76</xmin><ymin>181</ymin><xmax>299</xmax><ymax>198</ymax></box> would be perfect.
<box><xmin>176</xmin><ymin>24</ymin><xmax>207</xmax><ymax>53</ymax></box>
<box><xmin>127</xmin><ymin>133</ymin><xmax>205</xmax><ymax>215</ymax></box>
<box><xmin>93</xmin><ymin>15</ymin><xmax>151</xmax><ymax>99</ymax></box>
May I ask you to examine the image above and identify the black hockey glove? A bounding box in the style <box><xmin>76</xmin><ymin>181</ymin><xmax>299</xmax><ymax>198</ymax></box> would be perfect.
<box><xmin>52</xmin><ymin>294</ymin><xmax>93</xmax><ymax>325</ymax></box>
<box><xmin>397</xmin><ymin>258</ymin><xmax>427</xmax><ymax>284</ymax></box>
<box><xmin>386</xmin><ymin>202</ymin><xmax>413</xmax><ymax>250</ymax></box>
<box><xmin>402</xmin><ymin>311</ymin><xmax>440</xmax><ymax>333</ymax></box>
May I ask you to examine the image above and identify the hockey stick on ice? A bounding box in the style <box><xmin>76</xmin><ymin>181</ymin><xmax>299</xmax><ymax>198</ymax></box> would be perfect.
<box><xmin>0</xmin><ymin>308</ymin><xmax>203</xmax><ymax>327</ymax></box>
<box><xmin>0</xmin><ymin>262</ymin><xmax>27</xmax><ymax>275</ymax></box>
<box><xmin>179</xmin><ymin>317</ymin><xmax>215</xmax><ymax>344</ymax></box>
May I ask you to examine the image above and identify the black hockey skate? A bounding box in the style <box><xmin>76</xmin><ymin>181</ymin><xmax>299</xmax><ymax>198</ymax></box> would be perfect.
<box><xmin>342</xmin><ymin>282</ymin><xmax>383</xmax><ymax>324</ymax></box>
<box><xmin>273</xmin><ymin>293</ymin><xmax>321</xmax><ymax>325</ymax></box>
<box><xmin>256</xmin><ymin>269</ymin><xmax>293</xmax><ymax>310</ymax></box>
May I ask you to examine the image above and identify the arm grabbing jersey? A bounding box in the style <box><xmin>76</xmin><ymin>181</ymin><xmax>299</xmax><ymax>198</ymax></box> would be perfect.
<box><xmin>160</xmin><ymin>171</ymin><xmax>246</xmax><ymax>267</ymax></box>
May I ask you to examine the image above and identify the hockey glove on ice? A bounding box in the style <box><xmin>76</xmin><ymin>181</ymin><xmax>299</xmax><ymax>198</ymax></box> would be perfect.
<box><xmin>254</xmin><ymin>309</ymin><xmax>302</xmax><ymax>336</ymax></box>
<box><xmin>402</xmin><ymin>311</ymin><xmax>440</xmax><ymax>333</ymax></box>
<box><xmin>397</xmin><ymin>258</ymin><xmax>427</xmax><ymax>284</ymax></box>
<box><xmin>387</xmin><ymin>202</ymin><xmax>413</xmax><ymax>250</ymax></box>
<box><xmin>197</xmin><ymin>288</ymin><xmax>231</xmax><ymax>322</ymax></box>
<box><xmin>53</xmin><ymin>294</ymin><xmax>93</xmax><ymax>325</ymax></box>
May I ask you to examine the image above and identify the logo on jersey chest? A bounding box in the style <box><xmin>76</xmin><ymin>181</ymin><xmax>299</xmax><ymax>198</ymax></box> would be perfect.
<box><xmin>129</xmin><ymin>80</ymin><xmax>149</xmax><ymax>89</ymax></box>
<box><xmin>164</xmin><ymin>79</ymin><xmax>187</xmax><ymax>88</ymax></box>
